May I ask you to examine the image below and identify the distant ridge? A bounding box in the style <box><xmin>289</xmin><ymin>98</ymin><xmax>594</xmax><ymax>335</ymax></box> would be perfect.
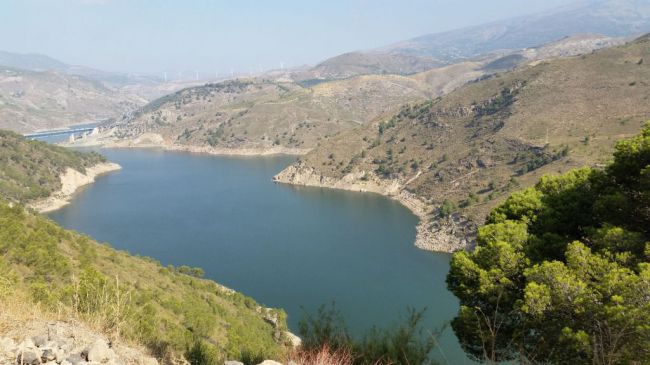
<box><xmin>379</xmin><ymin>0</ymin><xmax>650</xmax><ymax>61</ymax></box>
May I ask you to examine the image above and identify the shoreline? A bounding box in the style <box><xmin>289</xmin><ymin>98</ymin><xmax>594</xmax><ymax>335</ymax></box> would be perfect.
<box><xmin>64</xmin><ymin>136</ymin><xmax>474</xmax><ymax>252</ymax></box>
<box><xmin>273</xmin><ymin>164</ymin><xmax>475</xmax><ymax>253</ymax></box>
<box><xmin>29</xmin><ymin>162</ymin><xmax>122</xmax><ymax>213</ymax></box>
<box><xmin>59</xmin><ymin>134</ymin><xmax>311</xmax><ymax>156</ymax></box>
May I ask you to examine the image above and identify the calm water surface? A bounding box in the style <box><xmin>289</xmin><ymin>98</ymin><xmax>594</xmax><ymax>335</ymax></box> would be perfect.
<box><xmin>48</xmin><ymin>148</ymin><xmax>473</xmax><ymax>364</ymax></box>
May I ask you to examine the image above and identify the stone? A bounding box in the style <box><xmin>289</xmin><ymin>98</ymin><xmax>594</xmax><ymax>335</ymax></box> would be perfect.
<box><xmin>40</xmin><ymin>349</ymin><xmax>56</xmax><ymax>362</ymax></box>
<box><xmin>60</xmin><ymin>361</ymin><xmax>72</xmax><ymax>365</ymax></box>
<box><xmin>54</xmin><ymin>348</ymin><xmax>66</xmax><ymax>363</ymax></box>
<box><xmin>284</xmin><ymin>332</ymin><xmax>302</xmax><ymax>347</ymax></box>
<box><xmin>16</xmin><ymin>348</ymin><xmax>42</xmax><ymax>365</ymax></box>
<box><xmin>85</xmin><ymin>339</ymin><xmax>115</xmax><ymax>363</ymax></box>
<box><xmin>225</xmin><ymin>361</ymin><xmax>244</xmax><ymax>365</ymax></box>
<box><xmin>32</xmin><ymin>335</ymin><xmax>48</xmax><ymax>348</ymax></box>
<box><xmin>257</xmin><ymin>361</ymin><xmax>283</xmax><ymax>365</ymax></box>
<box><xmin>65</xmin><ymin>353</ymin><xmax>85</xmax><ymax>365</ymax></box>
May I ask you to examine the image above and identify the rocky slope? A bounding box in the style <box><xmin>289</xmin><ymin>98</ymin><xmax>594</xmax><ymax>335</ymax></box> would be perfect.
<box><xmin>0</xmin><ymin>196</ymin><xmax>293</xmax><ymax>363</ymax></box>
<box><xmin>0</xmin><ymin>320</ymin><xmax>158</xmax><ymax>365</ymax></box>
<box><xmin>294</xmin><ymin>52</ymin><xmax>443</xmax><ymax>80</ymax></box>
<box><xmin>28</xmin><ymin>162</ymin><xmax>121</xmax><ymax>213</ymax></box>
<box><xmin>71</xmin><ymin>32</ymin><xmax>627</xmax><ymax>157</ymax></box>
<box><xmin>275</xmin><ymin>35</ymin><xmax>650</xmax><ymax>253</ymax></box>
<box><xmin>379</xmin><ymin>0</ymin><xmax>650</xmax><ymax>61</ymax></box>
<box><xmin>0</xmin><ymin>67</ymin><xmax>147</xmax><ymax>133</ymax></box>
<box><xmin>0</xmin><ymin>129</ymin><xmax>113</xmax><ymax>204</ymax></box>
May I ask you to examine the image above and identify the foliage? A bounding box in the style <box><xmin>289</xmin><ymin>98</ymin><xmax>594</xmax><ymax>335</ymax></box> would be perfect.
<box><xmin>446</xmin><ymin>123</ymin><xmax>650</xmax><ymax>364</ymax></box>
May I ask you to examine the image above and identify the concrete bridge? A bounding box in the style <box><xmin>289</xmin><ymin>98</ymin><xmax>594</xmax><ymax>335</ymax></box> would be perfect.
<box><xmin>24</xmin><ymin>127</ymin><xmax>96</xmax><ymax>139</ymax></box>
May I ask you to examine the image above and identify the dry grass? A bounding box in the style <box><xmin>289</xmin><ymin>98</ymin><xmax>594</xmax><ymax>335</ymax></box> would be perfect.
<box><xmin>288</xmin><ymin>345</ymin><xmax>356</xmax><ymax>365</ymax></box>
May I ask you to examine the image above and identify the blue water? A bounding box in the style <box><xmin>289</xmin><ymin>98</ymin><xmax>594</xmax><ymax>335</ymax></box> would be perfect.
<box><xmin>48</xmin><ymin>148</ymin><xmax>473</xmax><ymax>364</ymax></box>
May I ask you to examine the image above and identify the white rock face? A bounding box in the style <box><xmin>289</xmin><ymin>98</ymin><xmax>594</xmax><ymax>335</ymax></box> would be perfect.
<box><xmin>257</xmin><ymin>360</ymin><xmax>284</xmax><ymax>365</ymax></box>
<box><xmin>0</xmin><ymin>320</ymin><xmax>158</xmax><ymax>365</ymax></box>
<box><xmin>28</xmin><ymin>162</ymin><xmax>122</xmax><ymax>213</ymax></box>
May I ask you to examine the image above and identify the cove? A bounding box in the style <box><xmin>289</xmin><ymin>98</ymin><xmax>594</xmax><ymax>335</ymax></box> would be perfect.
<box><xmin>47</xmin><ymin>148</ymin><xmax>474</xmax><ymax>364</ymax></box>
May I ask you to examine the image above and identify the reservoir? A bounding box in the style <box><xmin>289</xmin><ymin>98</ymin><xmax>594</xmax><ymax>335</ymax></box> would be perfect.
<box><xmin>48</xmin><ymin>148</ymin><xmax>473</xmax><ymax>364</ymax></box>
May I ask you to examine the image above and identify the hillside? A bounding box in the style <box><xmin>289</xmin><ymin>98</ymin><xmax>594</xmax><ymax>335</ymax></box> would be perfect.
<box><xmin>0</xmin><ymin>66</ymin><xmax>147</xmax><ymax>133</ymax></box>
<box><xmin>288</xmin><ymin>0</ymin><xmax>648</xmax><ymax>82</ymax></box>
<box><xmin>0</xmin><ymin>134</ymin><xmax>293</xmax><ymax>364</ymax></box>
<box><xmin>0</xmin><ymin>199</ymin><xmax>291</xmax><ymax>364</ymax></box>
<box><xmin>380</xmin><ymin>0</ymin><xmax>650</xmax><ymax>61</ymax></box>
<box><xmin>275</xmin><ymin>35</ymin><xmax>650</xmax><ymax>252</ymax></box>
<box><xmin>70</xmin><ymin>75</ymin><xmax>442</xmax><ymax>153</ymax></box>
<box><xmin>69</xmin><ymin>32</ymin><xmax>629</xmax><ymax>156</ymax></box>
<box><xmin>0</xmin><ymin>129</ymin><xmax>112</xmax><ymax>203</ymax></box>
<box><xmin>295</xmin><ymin>52</ymin><xmax>443</xmax><ymax>81</ymax></box>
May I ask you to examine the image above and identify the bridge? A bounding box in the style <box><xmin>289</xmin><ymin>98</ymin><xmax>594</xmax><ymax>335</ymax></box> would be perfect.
<box><xmin>24</xmin><ymin>127</ymin><xmax>96</xmax><ymax>139</ymax></box>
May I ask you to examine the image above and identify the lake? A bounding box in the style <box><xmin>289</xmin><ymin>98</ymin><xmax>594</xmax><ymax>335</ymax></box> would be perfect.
<box><xmin>48</xmin><ymin>148</ymin><xmax>474</xmax><ymax>364</ymax></box>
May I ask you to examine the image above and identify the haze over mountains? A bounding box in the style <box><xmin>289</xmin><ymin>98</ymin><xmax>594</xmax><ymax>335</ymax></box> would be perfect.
<box><xmin>0</xmin><ymin>0</ymin><xmax>649</xmax><ymax>136</ymax></box>
<box><xmin>307</xmin><ymin>0</ymin><xmax>650</xmax><ymax>80</ymax></box>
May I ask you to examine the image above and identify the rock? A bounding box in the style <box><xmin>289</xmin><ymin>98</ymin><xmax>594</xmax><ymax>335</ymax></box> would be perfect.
<box><xmin>60</xmin><ymin>361</ymin><xmax>72</xmax><ymax>365</ymax></box>
<box><xmin>65</xmin><ymin>353</ymin><xmax>85</xmax><ymax>365</ymax></box>
<box><xmin>288</xmin><ymin>361</ymin><xmax>300</xmax><ymax>365</ymax></box>
<box><xmin>285</xmin><ymin>332</ymin><xmax>302</xmax><ymax>347</ymax></box>
<box><xmin>257</xmin><ymin>361</ymin><xmax>283</xmax><ymax>365</ymax></box>
<box><xmin>225</xmin><ymin>361</ymin><xmax>244</xmax><ymax>365</ymax></box>
<box><xmin>16</xmin><ymin>348</ymin><xmax>42</xmax><ymax>365</ymax></box>
<box><xmin>54</xmin><ymin>347</ymin><xmax>68</xmax><ymax>363</ymax></box>
<box><xmin>40</xmin><ymin>349</ymin><xmax>56</xmax><ymax>362</ymax></box>
<box><xmin>85</xmin><ymin>339</ymin><xmax>115</xmax><ymax>363</ymax></box>
<box><xmin>32</xmin><ymin>335</ymin><xmax>48</xmax><ymax>348</ymax></box>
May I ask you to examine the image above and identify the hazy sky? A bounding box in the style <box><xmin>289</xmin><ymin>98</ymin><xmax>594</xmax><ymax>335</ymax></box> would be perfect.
<box><xmin>0</xmin><ymin>0</ymin><xmax>579</xmax><ymax>74</ymax></box>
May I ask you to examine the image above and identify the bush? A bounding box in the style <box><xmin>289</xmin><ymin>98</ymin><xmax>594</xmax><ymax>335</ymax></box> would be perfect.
<box><xmin>299</xmin><ymin>303</ymin><xmax>439</xmax><ymax>365</ymax></box>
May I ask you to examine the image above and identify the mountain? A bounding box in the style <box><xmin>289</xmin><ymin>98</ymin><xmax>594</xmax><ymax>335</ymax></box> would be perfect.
<box><xmin>294</xmin><ymin>52</ymin><xmax>443</xmax><ymax>81</ymax></box>
<box><xmin>275</xmin><ymin>34</ymin><xmax>650</xmax><ymax>253</ymax></box>
<box><xmin>77</xmin><ymin>31</ymin><xmax>629</xmax><ymax>159</ymax></box>
<box><xmin>0</xmin><ymin>50</ymin><xmax>162</xmax><ymax>87</ymax></box>
<box><xmin>294</xmin><ymin>0</ymin><xmax>649</xmax><ymax>81</ymax></box>
<box><xmin>380</xmin><ymin>0</ymin><xmax>650</xmax><ymax>61</ymax></box>
<box><xmin>0</xmin><ymin>50</ymin><xmax>68</xmax><ymax>72</ymax></box>
<box><xmin>71</xmin><ymin>75</ymin><xmax>440</xmax><ymax>152</ymax></box>
<box><xmin>0</xmin><ymin>66</ymin><xmax>147</xmax><ymax>133</ymax></box>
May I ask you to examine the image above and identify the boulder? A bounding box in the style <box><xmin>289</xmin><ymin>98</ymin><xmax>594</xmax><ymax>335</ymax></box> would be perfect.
<box><xmin>16</xmin><ymin>348</ymin><xmax>42</xmax><ymax>365</ymax></box>
<box><xmin>32</xmin><ymin>335</ymin><xmax>48</xmax><ymax>348</ymax></box>
<box><xmin>285</xmin><ymin>332</ymin><xmax>302</xmax><ymax>347</ymax></box>
<box><xmin>85</xmin><ymin>339</ymin><xmax>115</xmax><ymax>363</ymax></box>
<box><xmin>66</xmin><ymin>353</ymin><xmax>86</xmax><ymax>365</ymax></box>
<box><xmin>40</xmin><ymin>348</ymin><xmax>56</xmax><ymax>362</ymax></box>
<box><xmin>257</xmin><ymin>361</ymin><xmax>283</xmax><ymax>365</ymax></box>
<box><xmin>225</xmin><ymin>361</ymin><xmax>244</xmax><ymax>365</ymax></box>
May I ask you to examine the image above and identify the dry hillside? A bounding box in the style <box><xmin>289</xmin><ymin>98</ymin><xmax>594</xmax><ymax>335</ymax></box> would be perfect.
<box><xmin>276</xmin><ymin>35</ymin><xmax>650</xmax><ymax>252</ymax></box>
<box><xmin>0</xmin><ymin>67</ymin><xmax>147</xmax><ymax>133</ymax></box>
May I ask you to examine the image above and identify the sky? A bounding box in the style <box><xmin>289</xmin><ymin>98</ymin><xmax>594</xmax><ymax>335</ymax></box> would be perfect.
<box><xmin>0</xmin><ymin>0</ymin><xmax>580</xmax><ymax>74</ymax></box>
